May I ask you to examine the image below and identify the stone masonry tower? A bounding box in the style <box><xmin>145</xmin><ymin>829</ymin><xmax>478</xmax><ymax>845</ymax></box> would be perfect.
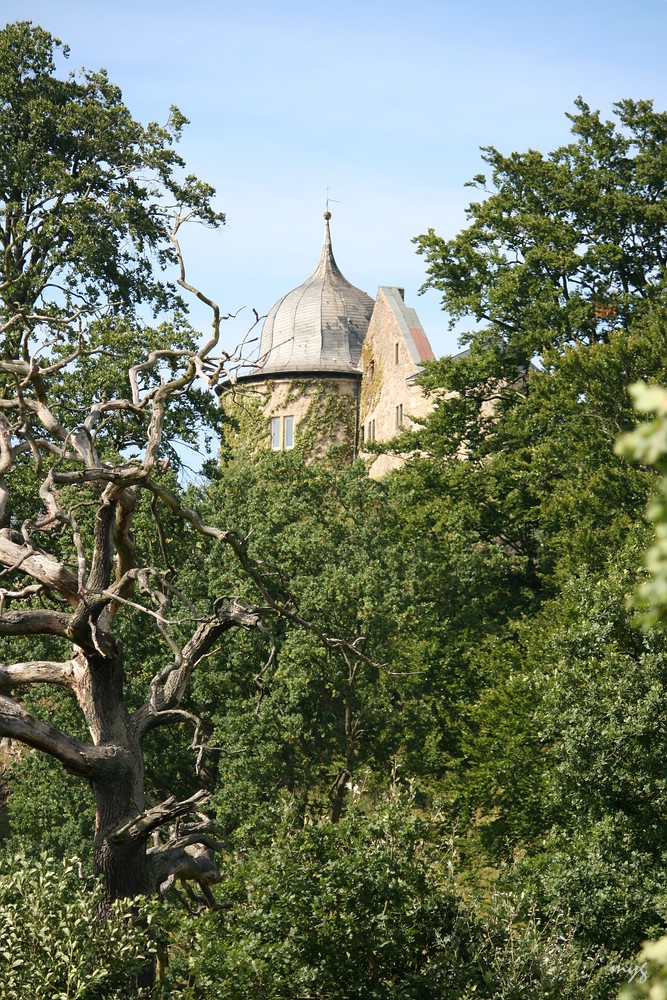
<box><xmin>225</xmin><ymin>212</ymin><xmax>374</xmax><ymax>460</ymax></box>
<box><xmin>220</xmin><ymin>212</ymin><xmax>436</xmax><ymax>471</ymax></box>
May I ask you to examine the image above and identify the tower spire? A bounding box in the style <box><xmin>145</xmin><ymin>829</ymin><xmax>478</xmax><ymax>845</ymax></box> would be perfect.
<box><xmin>315</xmin><ymin>209</ymin><xmax>342</xmax><ymax>280</ymax></box>
<box><xmin>249</xmin><ymin>208</ymin><xmax>373</xmax><ymax>377</ymax></box>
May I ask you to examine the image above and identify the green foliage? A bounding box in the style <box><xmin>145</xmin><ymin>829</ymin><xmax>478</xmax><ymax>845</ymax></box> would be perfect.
<box><xmin>616</xmin><ymin>382</ymin><xmax>667</xmax><ymax>625</ymax></box>
<box><xmin>0</xmin><ymin>852</ymin><xmax>155</xmax><ymax>998</ymax></box>
<box><xmin>620</xmin><ymin>936</ymin><xmax>667</xmax><ymax>998</ymax></box>
<box><xmin>415</xmin><ymin>98</ymin><xmax>667</xmax><ymax>362</ymax></box>
<box><xmin>405</xmin><ymin>322</ymin><xmax>662</xmax><ymax>593</ymax></box>
<box><xmin>400</xmin><ymin>115</ymin><xmax>667</xmax><ymax>967</ymax></box>
<box><xmin>183</xmin><ymin>450</ymin><xmax>524</xmax><ymax>842</ymax></box>
<box><xmin>160</xmin><ymin>792</ymin><xmax>597</xmax><ymax>999</ymax></box>
<box><xmin>411</xmin><ymin>101</ymin><xmax>667</xmax><ymax>579</ymax></box>
<box><xmin>446</xmin><ymin>544</ymin><xmax>667</xmax><ymax>953</ymax></box>
<box><xmin>3</xmin><ymin>751</ymin><xmax>94</xmax><ymax>864</ymax></box>
<box><xmin>187</xmin><ymin>456</ymin><xmax>419</xmax><ymax>838</ymax></box>
<box><xmin>0</xmin><ymin>20</ymin><xmax>222</xmax><ymax>335</ymax></box>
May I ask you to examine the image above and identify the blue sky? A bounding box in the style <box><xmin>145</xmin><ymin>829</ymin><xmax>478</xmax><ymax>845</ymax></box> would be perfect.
<box><xmin>3</xmin><ymin>0</ymin><xmax>667</xmax><ymax>358</ymax></box>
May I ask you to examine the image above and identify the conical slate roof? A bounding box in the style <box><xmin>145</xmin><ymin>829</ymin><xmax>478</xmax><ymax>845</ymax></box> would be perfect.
<box><xmin>255</xmin><ymin>214</ymin><xmax>374</xmax><ymax>377</ymax></box>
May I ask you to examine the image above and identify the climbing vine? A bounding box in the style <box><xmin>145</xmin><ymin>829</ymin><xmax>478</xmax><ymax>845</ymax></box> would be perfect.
<box><xmin>219</xmin><ymin>378</ymin><xmax>359</xmax><ymax>465</ymax></box>
<box><xmin>218</xmin><ymin>385</ymin><xmax>270</xmax><ymax>464</ymax></box>
<box><xmin>360</xmin><ymin>339</ymin><xmax>384</xmax><ymax>421</ymax></box>
<box><xmin>291</xmin><ymin>381</ymin><xmax>357</xmax><ymax>463</ymax></box>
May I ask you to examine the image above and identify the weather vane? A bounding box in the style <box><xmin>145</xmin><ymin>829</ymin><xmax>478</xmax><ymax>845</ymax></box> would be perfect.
<box><xmin>325</xmin><ymin>182</ymin><xmax>340</xmax><ymax>213</ymax></box>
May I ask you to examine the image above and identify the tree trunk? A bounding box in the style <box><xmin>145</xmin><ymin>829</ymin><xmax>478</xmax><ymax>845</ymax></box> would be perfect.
<box><xmin>75</xmin><ymin>643</ymin><xmax>157</xmax><ymax>986</ymax></box>
<box><xmin>74</xmin><ymin>644</ymin><xmax>155</xmax><ymax>908</ymax></box>
<box><xmin>92</xmin><ymin>766</ymin><xmax>156</xmax><ymax>988</ymax></box>
<box><xmin>92</xmin><ymin>765</ymin><xmax>155</xmax><ymax>914</ymax></box>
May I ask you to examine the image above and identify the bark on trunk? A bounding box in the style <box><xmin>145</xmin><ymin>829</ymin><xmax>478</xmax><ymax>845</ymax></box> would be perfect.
<box><xmin>92</xmin><ymin>777</ymin><xmax>157</xmax><ymax>986</ymax></box>
<box><xmin>73</xmin><ymin>643</ymin><xmax>155</xmax><ymax>909</ymax></box>
<box><xmin>80</xmin><ymin>644</ymin><xmax>157</xmax><ymax>987</ymax></box>
<box><xmin>92</xmin><ymin>768</ymin><xmax>155</xmax><ymax>914</ymax></box>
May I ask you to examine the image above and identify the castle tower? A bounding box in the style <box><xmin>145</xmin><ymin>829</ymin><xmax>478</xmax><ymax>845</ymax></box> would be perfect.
<box><xmin>226</xmin><ymin>212</ymin><xmax>373</xmax><ymax>461</ymax></box>
<box><xmin>220</xmin><ymin>211</ymin><xmax>436</xmax><ymax>471</ymax></box>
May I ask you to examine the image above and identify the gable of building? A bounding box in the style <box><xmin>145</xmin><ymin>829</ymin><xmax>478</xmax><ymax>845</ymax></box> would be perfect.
<box><xmin>358</xmin><ymin>286</ymin><xmax>435</xmax><ymax>477</ymax></box>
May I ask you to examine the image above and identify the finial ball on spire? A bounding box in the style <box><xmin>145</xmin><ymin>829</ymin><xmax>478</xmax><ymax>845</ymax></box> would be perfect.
<box><xmin>323</xmin><ymin>210</ymin><xmax>332</xmax><ymax>220</ymax></box>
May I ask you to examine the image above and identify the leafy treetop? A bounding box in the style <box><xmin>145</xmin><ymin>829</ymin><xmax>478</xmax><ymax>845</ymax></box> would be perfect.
<box><xmin>414</xmin><ymin>97</ymin><xmax>667</xmax><ymax>366</ymax></box>
<box><xmin>0</xmin><ymin>20</ymin><xmax>223</xmax><ymax>356</ymax></box>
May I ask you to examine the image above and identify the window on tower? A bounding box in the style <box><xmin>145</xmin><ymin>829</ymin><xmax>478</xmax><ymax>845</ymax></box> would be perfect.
<box><xmin>270</xmin><ymin>415</ymin><xmax>295</xmax><ymax>451</ymax></box>
<box><xmin>284</xmin><ymin>415</ymin><xmax>294</xmax><ymax>450</ymax></box>
<box><xmin>270</xmin><ymin>417</ymin><xmax>281</xmax><ymax>450</ymax></box>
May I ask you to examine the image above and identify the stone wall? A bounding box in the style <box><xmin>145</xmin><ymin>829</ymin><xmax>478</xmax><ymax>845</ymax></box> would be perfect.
<box><xmin>220</xmin><ymin>375</ymin><xmax>359</xmax><ymax>463</ymax></box>
<box><xmin>358</xmin><ymin>286</ymin><xmax>435</xmax><ymax>477</ymax></box>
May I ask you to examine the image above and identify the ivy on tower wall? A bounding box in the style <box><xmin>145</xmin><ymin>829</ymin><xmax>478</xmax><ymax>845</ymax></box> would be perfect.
<box><xmin>359</xmin><ymin>340</ymin><xmax>384</xmax><ymax>422</ymax></box>
<box><xmin>218</xmin><ymin>389</ymin><xmax>269</xmax><ymax>465</ymax></box>
<box><xmin>288</xmin><ymin>381</ymin><xmax>358</xmax><ymax>464</ymax></box>
<box><xmin>219</xmin><ymin>378</ymin><xmax>359</xmax><ymax>466</ymax></box>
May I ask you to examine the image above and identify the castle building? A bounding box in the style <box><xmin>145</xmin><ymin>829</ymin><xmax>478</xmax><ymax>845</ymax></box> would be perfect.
<box><xmin>222</xmin><ymin>212</ymin><xmax>436</xmax><ymax>475</ymax></box>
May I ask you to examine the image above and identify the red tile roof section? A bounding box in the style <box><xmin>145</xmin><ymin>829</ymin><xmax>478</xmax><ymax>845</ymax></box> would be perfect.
<box><xmin>410</xmin><ymin>327</ymin><xmax>435</xmax><ymax>362</ymax></box>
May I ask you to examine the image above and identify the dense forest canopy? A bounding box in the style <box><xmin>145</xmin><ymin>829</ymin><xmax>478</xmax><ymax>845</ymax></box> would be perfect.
<box><xmin>1</xmin><ymin>21</ymin><xmax>667</xmax><ymax>997</ymax></box>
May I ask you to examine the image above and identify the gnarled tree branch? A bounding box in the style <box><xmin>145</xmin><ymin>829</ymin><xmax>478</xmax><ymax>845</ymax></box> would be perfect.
<box><xmin>0</xmin><ymin>658</ymin><xmax>77</xmax><ymax>688</ymax></box>
<box><xmin>0</xmin><ymin>696</ymin><xmax>92</xmax><ymax>775</ymax></box>
<box><xmin>0</xmin><ymin>530</ymin><xmax>80</xmax><ymax>606</ymax></box>
<box><xmin>0</xmin><ymin>608</ymin><xmax>72</xmax><ymax>638</ymax></box>
<box><xmin>135</xmin><ymin>600</ymin><xmax>260</xmax><ymax>738</ymax></box>
<box><xmin>112</xmin><ymin>789</ymin><xmax>210</xmax><ymax>845</ymax></box>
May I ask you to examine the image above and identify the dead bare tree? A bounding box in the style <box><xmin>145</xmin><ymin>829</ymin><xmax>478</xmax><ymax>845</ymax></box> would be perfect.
<box><xmin>0</xmin><ymin>26</ymin><xmax>374</xmax><ymax>942</ymax></box>
<box><xmin>0</xmin><ymin>22</ymin><xmax>264</xmax><ymax>917</ymax></box>
<box><xmin>0</xmin><ymin>219</ymin><xmax>268</xmax><ymax>914</ymax></box>
<box><xmin>0</xmin><ymin>210</ymin><xmax>372</xmax><ymax>920</ymax></box>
